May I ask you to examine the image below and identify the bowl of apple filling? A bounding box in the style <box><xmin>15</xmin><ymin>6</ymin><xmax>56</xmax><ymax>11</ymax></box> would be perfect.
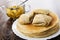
<box><xmin>16</xmin><ymin>9</ymin><xmax>59</xmax><ymax>38</ymax></box>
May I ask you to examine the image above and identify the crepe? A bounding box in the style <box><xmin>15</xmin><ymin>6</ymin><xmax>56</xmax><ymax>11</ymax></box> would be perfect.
<box><xmin>16</xmin><ymin>9</ymin><xmax>59</xmax><ymax>38</ymax></box>
<box><xmin>18</xmin><ymin>13</ymin><xmax>33</xmax><ymax>24</ymax></box>
<box><xmin>32</xmin><ymin>14</ymin><xmax>52</xmax><ymax>26</ymax></box>
<box><xmin>17</xmin><ymin>23</ymin><xmax>59</xmax><ymax>37</ymax></box>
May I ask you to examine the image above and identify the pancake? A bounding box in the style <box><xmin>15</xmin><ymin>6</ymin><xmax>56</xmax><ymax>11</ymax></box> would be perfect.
<box><xmin>17</xmin><ymin>23</ymin><xmax>59</xmax><ymax>37</ymax></box>
<box><xmin>16</xmin><ymin>9</ymin><xmax>59</xmax><ymax>38</ymax></box>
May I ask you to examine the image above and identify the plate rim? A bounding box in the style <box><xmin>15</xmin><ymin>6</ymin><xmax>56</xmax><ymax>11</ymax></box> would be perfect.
<box><xmin>12</xmin><ymin>19</ymin><xmax>60</xmax><ymax>40</ymax></box>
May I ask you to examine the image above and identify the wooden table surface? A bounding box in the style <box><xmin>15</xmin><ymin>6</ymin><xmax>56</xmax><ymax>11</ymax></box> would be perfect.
<box><xmin>0</xmin><ymin>11</ymin><xmax>60</xmax><ymax>40</ymax></box>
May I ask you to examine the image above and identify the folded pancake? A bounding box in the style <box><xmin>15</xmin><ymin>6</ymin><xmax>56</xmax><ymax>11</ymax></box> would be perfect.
<box><xmin>18</xmin><ymin>13</ymin><xmax>34</xmax><ymax>24</ymax></box>
<box><xmin>32</xmin><ymin>14</ymin><xmax>52</xmax><ymax>26</ymax></box>
<box><xmin>33</xmin><ymin>9</ymin><xmax>50</xmax><ymax>14</ymax></box>
<box><xmin>16</xmin><ymin>9</ymin><xmax>59</xmax><ymax>38</ymax></box>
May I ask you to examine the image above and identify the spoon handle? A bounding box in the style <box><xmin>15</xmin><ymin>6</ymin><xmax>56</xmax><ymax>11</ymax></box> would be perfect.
<box><xmin>19</xmin><ymin>0</ymin><xmax>28</xmax><ymax>5</ymax></box>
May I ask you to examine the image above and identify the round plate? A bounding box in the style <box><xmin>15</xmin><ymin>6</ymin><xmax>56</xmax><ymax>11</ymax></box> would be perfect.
<box><xmin>12</xmin><ymin>19</ymin><xmax>60</xmax><ymax>40</ymax></box>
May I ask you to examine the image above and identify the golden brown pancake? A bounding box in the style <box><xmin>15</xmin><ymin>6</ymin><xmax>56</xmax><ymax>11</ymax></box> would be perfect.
<box><xmin>16</xmin><ymin>9</ymin><xmax>59</xmax><ymax>38</ymax></box>
<box><xmin>17</xmin><ymin>23</ymin><xmax>59</xmax><ymax>37</ymax></box>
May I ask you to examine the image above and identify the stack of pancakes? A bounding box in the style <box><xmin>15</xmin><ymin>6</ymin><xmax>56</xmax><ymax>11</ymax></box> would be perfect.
<box><xmin>16</xmin><ymin>9</ymin><xmax>59</xmax><ymax>38</ymax></box>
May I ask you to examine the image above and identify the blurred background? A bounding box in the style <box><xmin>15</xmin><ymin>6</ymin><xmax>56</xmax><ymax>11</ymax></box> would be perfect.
<box><xmin>0</xmin><ymin>0</ymin><xmax>60</xmax><ymax>18</ymax></box>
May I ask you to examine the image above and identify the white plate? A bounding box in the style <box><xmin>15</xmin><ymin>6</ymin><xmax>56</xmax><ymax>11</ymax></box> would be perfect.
<box><xmin>12</xmin><ymin>19</ymin><xmax>60</xmax><ymax>40</ymax></box>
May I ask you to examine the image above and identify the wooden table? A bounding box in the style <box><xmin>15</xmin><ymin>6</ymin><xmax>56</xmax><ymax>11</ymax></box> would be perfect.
<box><xmin>0</xmin><ymin>11</ymin><xmax>60</xmax><ymax>40</ymax></box>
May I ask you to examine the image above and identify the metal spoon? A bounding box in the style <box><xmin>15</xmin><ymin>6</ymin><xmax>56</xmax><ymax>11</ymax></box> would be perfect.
<box><xmin>18</xmin><ymin>0</ymin><xmax>28</xmax><ymax>6</ymax></box>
